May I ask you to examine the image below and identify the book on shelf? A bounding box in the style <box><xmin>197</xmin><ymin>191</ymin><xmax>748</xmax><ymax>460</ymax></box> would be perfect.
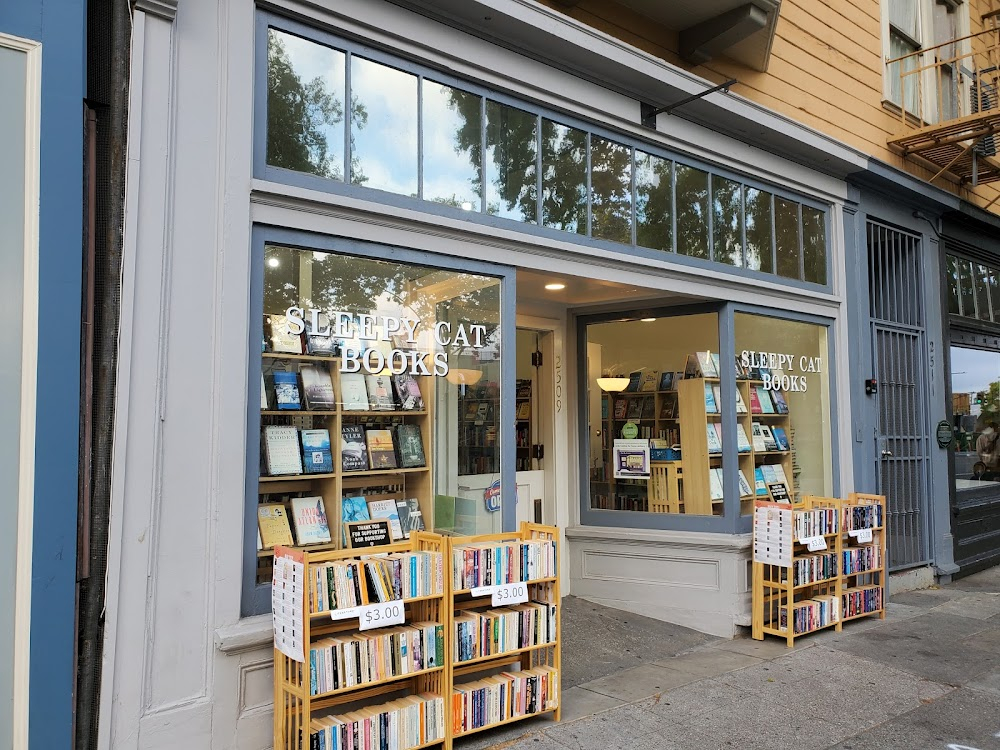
<box><xmin>300</xmin><ymin>429</ymin><xmax>333</xmax><ymax>473</ymax></box>
<box><xmin>708</xmin><ymin>468</ymin><xmax>724</xmax><ymax>500</ymax></box>
<box><xmin>658</xmin><ymin>371</ymin><xmax>674</xmax><ymax>391</ymax></box>
<box><xmin>299</xmin><ymin>364</ymin><xmax>336</xmax><ymax>411</ymax></box>
<box><xmin>772</xmin><ymin>463</ymin><xmax>790</xmax><ymax>487</ymax></box>
<box><xmin>659</xmin><ymin>396</ymin><xmax>677</xmax><ymax>420</ymax></box>
<box><xmin>612</xmin><ymin>398</ymin><xmax>627</xmax><ymax>420</ymax></box>
<box><xmin>260</xmin><ymin>372</ymin><xmax>268</xmax><ymax>410</ymax></box>
<box><xmin>453</xmin><ymin>601</ymin><xmax>558</xmax><ymax>662</ymax></box>
<box><xmin>750</xmin><ymin>422</ymin><xmax>767</xmax><ymax>452</ymax></box>
<box><xmin>453</xmin><ymin>666</ymin><xmax>558</xmax><ymax>734</ymax></box>
<box><xmin>366</xmin><ymin>429</ymin><xmax>398</xmax><ymax>470</ymax></box>
<box><xmin>516</xmin><ymin>401</ymin><xmax>531</xmax><ymax>420</ymax></box>
<box><xmin>476</xmin><ymin>402</ymin><xmax>491</xmax><ymax>422</ymax></box>
<box><xmin>516</xmin><ymin>381</ymin><xmax>532</xmax><ymax>399</ymax></box>
<box><xmin>738</xmin><ymin>469</ymin><xmax>754</xmax><ymax>497</ymax></box>
<box><xmin>624</xmin><ymin>370</ymin><xmax>643</xmax><ymax>392</ymax></box>
<box><xmin>749</xmin><ymin>387</ymin><xmax>762</xmax><ymax>414</ymax></box>
<box><xmin>273</xmin><ymin>370</ymin><xmax>301</xmax><ymax>410</ymax></box>
<box><xmin>639</xmin><ymin>369</ymin><xmax>659</xmax><ymax>392</ymax></box>
<box><xmin>735</xmin><ymin>388</ymin><xmax>748</xmax><ymax>413</ymax></box>
<box><xmin>395</xmin><ymin>423</ymin><xmax>426</xmax><ymax>468</ymax></box>
<box><xmin>625</xmin><ymin>398</ymin><xmax>643</xmax><ymax>420</ymax></box>
<box><xmin>263</xmin><ymin>425</ymin><xmax>303</xmax><ymax>475</ymax></box>
<box><xmin>265</xmin><ymin>313</ymin><xmax>303</xmax><ymax>354</ymax></box>
<box><xmin>340</xmin><ymin>372</ymin><xmax>370</xmax><ymax>411</ymax></box>
<box><xmin>341</xmin><ymin>496</ymin><xmax>371</xmax><ymax>524</ymax></box>
<box><xmin>395</xmin><ymin>498</ymin><xmax>425</xmax><ymax>537</ymax></box>
<box><xmin>706</xmin><ymin>423</ymin><xmax>723</xmax><ymax>454</ymax></box>
<box><xmin>772</xmin><ymin>426</ymin><xmax>790</xmax><ymax>451</ymax></box>
<box><xmin>311</xmin><ymin>559</ymin><xmax>363</xmax><ymax>612</ymax></box>
<box><xmin>734</xmin><ymin>356</ymin><xmax>748</xmax><ymax>380</ymax></box>
<box><xmin>711</xmin><ymin>352</ymin><xmax>722</xmax><ymax>377</ymax></box>
<box><xmin>704</xmin><ymin>382</ymin><xmax>719</xmax><ymax>413</ymax></box>
<box><xmin>464</xmin><ymin>401</ymin><xmax>480</xmax><ymax>421</ymax></box>
<box><xmin>365</xmin><ymin>373</ymin><xmax>396</xmax><ymax>411</ymax></box>
<box><xmin>367</xmin><ymin>498</ymin><xmax>404</xmax><ymax>540</ymax></box>
<box><xmin>772</xmin><ymin>389</ymin><xmax>789</xmax><ymax>414</ymax></box>
<box><xmin>780</xmin><ymin>596</ymin><xmax>839</xmax><ymax>634</ymax></box>
<box><xmin>257</xmin><ymin>502</ymin><xmax>294</xmax><ymax>548</ymax></box>
<box><xmin>310</xmin><ymin>691</ymin><xmax>445</xmax><ymax>750</ymax></box>
<box><xmin>736</xmin><ymin>423</ymin><xmax>753</xmax><ymax>453</ymax></box>
<box><xmin>754</xmin><ymin>386</ymin><xmax>776</xmax><ymax>414</ymax></box>
<box><xmin>451</xmin><ymin>539</ymin><xmax>557</xmax><ymax>590</ymax></box>
<box><xmin>304</xmin><ymin>312</ymin><xmax>337</xmax><ymax>356</ymax></box>
<box><xmin>340</xmin><ymin>424</ymin><xmax>369</xmax><ymax>472</ymax></box>
<box><xmin>390</xmin><ymin>372</ymin><xmax>424</xmax><ymax>411</ymax></box>
<box><xmin>759</xmin><ymin>424</ymin><xmax>778</xmax><ymax>451</ymax></box>
<box><xmin>754</xmin><ymin>467</ymin><xmax>768</xmax><ymax>496</ymax></box>
<box><xmin>290</xmin><ymin>496</ymin><xmax>332</xmax><ymax>545</ymax></box>
<box><xmin>712</xmin><ymin>384</ymin><xmax>724</xmax><ymax>412</ymax></box>
<box><xmin>640</xmin><ymin>396</ymin><xmax>656</xmax><ymax>419</ymax></box>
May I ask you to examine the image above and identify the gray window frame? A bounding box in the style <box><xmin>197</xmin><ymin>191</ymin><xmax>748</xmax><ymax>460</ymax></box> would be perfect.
<box><xmin>243</xmin><ymin>226</ymin><xmax>517</xmax><ymax>616</ymax></box>
<box><xmin>577</xmin><ymin>302</ymin><xmax>841</xmax><ymax>535</ymax></box>
<box><xmin>254</xmin><ymin>10</ymin><xmax>832</xmax><ymax>292</ymax></box>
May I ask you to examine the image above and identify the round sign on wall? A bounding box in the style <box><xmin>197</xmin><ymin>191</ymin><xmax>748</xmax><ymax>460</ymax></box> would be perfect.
<box><xmin>936</xmin><ymin>420</ymin><xmax>954</xmax><ymax>449</ymax></box>
<box><xmin>621</xmin><ymin>422</ymin><xmax>639</xmax><ymax>439</ymax></box>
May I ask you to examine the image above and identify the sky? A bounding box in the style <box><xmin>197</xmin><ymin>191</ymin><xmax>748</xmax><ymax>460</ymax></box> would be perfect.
<box><xmin>951</xmin><ymin>346</ymin><xmax>1000</xmax><ymax>395</ymax></box>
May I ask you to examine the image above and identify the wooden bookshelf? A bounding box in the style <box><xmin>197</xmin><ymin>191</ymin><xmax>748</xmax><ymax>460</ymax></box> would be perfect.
<box><xmin>740</xmin><ymin>379</ymin><xmax>795</xmax><ymax>514</ymax></box>
<box><xmin>839</xmin><ymin>493</ymin><xmax>887</xmax><ymax>623</ymax></box>
<box><xmin>273</xmin><ymin>534</ymin><xmax>449</xmax><ymax>750</ymax></box>
<box><xmin>676</xmin><ymin>377</ymin><xmax>718</xmax><ymax>516</ymax></box>
<box><xmin>447</xmin><ymin>522</ymin><xmax>561</xmax><ymax>741</ymax></box>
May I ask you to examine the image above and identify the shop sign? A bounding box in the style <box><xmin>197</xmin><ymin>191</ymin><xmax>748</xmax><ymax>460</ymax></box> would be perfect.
<box><xmin>936</xmin><ymin>420</ymin><xmax>954</xmax><ymax>448</ymax></box>
<box><xmin>484</xmin><ymin>479</ymin><xmax>501</xmax><ymax>513</ymax></box>
<box><xmin>284</xmin><ymin>307</ymin><xmax>489</xmax><ymax>376</ymax></box>
<box><xmin>613</xmin><ymin>439</ymin><xmax>650</xmax><ymax>479</ymax></box>
<box><xmin>344</xmin><ymin>520</ymin><xmax>392</xmax><ymax>548</ymax></box>
<box><xmin>620</xmin><ymin>421</ymin><xmax>639</xmax><ymax>439</ymax></box>
<box><xmin>739</xmin><ymin>350</ymin><xmax>823</xmax><ymax>392</ymax></box>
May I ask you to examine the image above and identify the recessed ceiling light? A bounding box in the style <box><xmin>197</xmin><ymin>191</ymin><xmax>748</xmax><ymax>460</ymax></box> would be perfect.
<box><xmin>267</xmin><ymin>258</ymin><xmax>280</xmax><ymax>268</ymax></box>
<box><xmin>544</xmin><ymin>283</ymin><xmax>566</xmax><ymax>291</ymax></box>
<box><xmin>641</xmin><ymin>318</ymin><xmax>656</xmax><ymax>322</ymax></box>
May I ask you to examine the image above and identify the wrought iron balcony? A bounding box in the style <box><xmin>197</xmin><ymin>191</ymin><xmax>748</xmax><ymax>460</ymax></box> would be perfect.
<box><xmin>887</xmin><ymin>24</ymin><xmax>1000</xmax><ymax>186</ymax></box>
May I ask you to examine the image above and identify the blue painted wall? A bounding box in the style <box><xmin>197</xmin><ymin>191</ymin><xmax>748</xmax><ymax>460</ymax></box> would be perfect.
<box><xmin>0</xmin><ymin>1</ymin><xmax>85</xmax><ymax>748</ymax></box>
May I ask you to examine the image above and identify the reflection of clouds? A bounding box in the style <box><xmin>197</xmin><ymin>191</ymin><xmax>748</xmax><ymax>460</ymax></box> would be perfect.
<box><xmin>352</xmin><ymin>57</ymin><xmax>418</xmax><ymax>194</ymax></box>
<box><xmin>952</xmin><ymin>347</ymin><xmax>1000</xmax><ymax>393</ymax></box>
<box><xmin>423</xmin><ymin>83</ymin><xmax>479</xmax><ymax>207</ymax></box>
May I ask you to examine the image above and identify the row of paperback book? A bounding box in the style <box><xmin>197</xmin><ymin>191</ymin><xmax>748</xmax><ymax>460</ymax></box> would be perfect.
<box><xmin>310</xmin><ymin>551</ymin><xmax>444</xmax><ymax>614</ymax></box>
<box><xmin>843</xmin><ymin>585</ymin><xmax>883</xmax><ymax>617</ymax></box>
<box><xmin>842</xmin><ymin>546</ymin><xmax>883</xmax><ymax>575</ymax></box>
<box><xmin>711</xmin><ymin>466</ymin><xmax>790</xmax><ymax>500</ymax></box>
<box><xmin>791</xmin><ymin>552</ymin><xmax>838</xmax><ymax>587</ymax></box>
<box><xmin>308</xmin><ymin>693</ymin><xmax>445</xmax><ymax>750</ymax></box>
<box><xmin>707</xmin><ymin>423</ymin><xmax>791</xmax><ymax>454</ymax></box>
<box><xmin>451</xmin><ymin>540</ymin><xmax>558</xmax><ymax>591</ymax></box>
<box><xmin>341</xmin><ymin>496</ymin><xmax>425</xmax><ymax>543</ymax></box>
<box><xmin>453</xmin><ymin>602</ymin><xmax>557</xmax><ymax>663</ymax></box>
<box><xmin>842</xmin><ymin>503</ymin><xmax>883</xmax><ymax>531</ymax></box>
<box><xmin>265</xmin><ymin>365</ymin><xmax>424</xmax><ymax>413</ymax></box>
<box><xmin>261</xmin><ymin>422</ymin><xmax>426</xmax><ymax>477</ymax></box>
<box><xmin>780</xmin><ymin>595</ymin><xmax>839</xmax><ymax>634</ymax></box>
<box><xmin>794</xmin><ymin>507</ymin><xmax>838</xmax><ymax>539</ymax></box>
<box><xmin>309</xmin><ymin>622</ymin><xmax>444</xmax><ymax>695</ymax></box>
<box><xmin>452</xmin><ymin>666</ymin><xmax>559</xmax><ymax>734</ymax></box>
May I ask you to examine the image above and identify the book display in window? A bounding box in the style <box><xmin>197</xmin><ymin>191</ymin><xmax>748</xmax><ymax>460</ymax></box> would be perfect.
<box><xmin>272</xmin><ymin>534</ymin><xmax>449</xmax><ymax>750</ymax></box>
<box><xmin>752</xmin><ymin>494</ymin><xmax>887</xmax><ymax>646</ymax></box>
<box><xmin>257</xmin><ymin>313</ymin><xmax>434</xmax><ymax>584</ymax></box>
<box><xmin>516</xmin><ymin>378</ymin><xmax>532</xmax><ymax>472</ymax></box>
<box><xmin>457</xmin><ymin>381</ymin><xmax>501</xmax><ymax>475</ymax></box>
<box><xmin>740</xmin><ymin>366</ymin><xmax>796</xmax><ymax>512</ymax></box>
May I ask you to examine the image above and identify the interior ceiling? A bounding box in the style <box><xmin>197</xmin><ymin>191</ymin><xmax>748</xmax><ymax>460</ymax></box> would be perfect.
<box><xmin>516</xmin><ymin>267</ymin><xmax>693</xmax><ymax>307</ymax></box>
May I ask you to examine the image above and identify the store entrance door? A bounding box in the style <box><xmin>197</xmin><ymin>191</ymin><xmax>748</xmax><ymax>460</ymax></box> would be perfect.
<box><xmin>516</xmin><ymin>327</ymin><xmax>553</xmax><ymax>524</ymax></box>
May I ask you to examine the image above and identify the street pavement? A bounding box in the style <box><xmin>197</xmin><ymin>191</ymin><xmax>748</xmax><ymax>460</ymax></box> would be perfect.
<box><xmin>456</xmin><ymin>565</ymin><xmax>1000</xmax><ymax>750</ymax></box>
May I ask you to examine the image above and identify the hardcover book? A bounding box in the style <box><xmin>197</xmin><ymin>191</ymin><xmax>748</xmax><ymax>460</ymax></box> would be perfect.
<box><xmin>772</xmin><ymin>390</ymin><xmax>790</xmax><ymax>414</ymax></box>
<box><xmin>367</xmin><ymin>498</ymin><xmax>404</xmax><ymax>541</ymax></box>
<box><xmin>266</xmin><ymin>314</ymin><xmax>303</xmax><ymax>354</ymax></box>
<box><xmin>704</xmin><ymin>383</ymin><xmax>719</xmax><ymax>413</ymax></box>
<box><xmin>395</xmin><ymin>498</ymin><xmax>425</xmax><ymax>535</ymax></box>
<box><xmin>759</xmin><ymin>424</ymin><xmax>778</xmax><ymax>451</ymax></box>
<box><xmin>290</xmin><ymin>496</ymin><xmax>332</xmax><ymax>545</ymax></box>
<box><xmin>257</xmin><ymin>503</ymin><xmax>295</xmax><ymax>548</ymax></box>
<box><xmin>639</xmin><ymin>370</ymin><xmax>659</xmax><ymax>392</ymax></box>
<box><xmin>340</xmin><ymin>424</ymin><xmax>369</xmax><ymax>472</ymax></box>
<box><xmin>273</xmin><ymin>370</ymin><xmax>301</xmax><ymax>410</ymax></box>
<box><xmin>659</xmin><ymin>397</ymin><xmax>676</xmax><ymax>420</ymax></box>
<box><xmin>754</xmin><ymin>467</ymin><xmax>768</xmax><ymax>495</ymax></box>
<box><xmin>366</xmin><ymin>374</ymin><xmax>396</xmax><ymax>411</ymax></box>
<box><xmin>772</xmin><ymin>426</ymin><xmax>790</xmax><ymax>451</ymax></box>
<box><xmin>366</xmin><ymin>429</ymin><xmax>398</xmax><ymax>470</ymax></box>
<box><xmin>749</xmin><ymin>388</ymin><xmax>762</xmax><ymax>414</ymax></box>
<box><xmin>625</xmin><ymin>370</ymin><xmax>643</xmax><ymax>392</ymax></box>
<box><xmin>305</xmin><ymin>312</ymin><xmax>337</xmax><ymax>356</ymax></box>
<box><xmin>263</xmin><ymin>425</ymin><xmax>303</xmax><ymax>475</ymax></box>
<box><xmin>395</xmin><ymin>423</ymin><xmax>426</xmax><ymax>468</ymax></box>
<box><xmin>706</xmin><ymin>423</ymin><xmax>723</xmax><ymax>453</ymax></box>
<box><xmin>735</xmin><ymin>388</ymin><xmax>748</xmax><ymax>414</ymax></box>
<box><xmin>626</xmin><ymin>398</ymin><xmax>643</xmax><ymax>420</ymax></box>
<box><xmin>391</xmin><ymin>373</ymin><xmax>425</xmax><ymax>411</ymax></box>
<box><xmin>299</xmin><ymin>364</ymin><xmax>335</xmax><ymax>411</ymax></box>
<box><xmin>658</xmin><ymin>371</ymin><xmax>674</xmax><ymax>391</ymax></box>
<box><xmin>736</xmin><ymin>423</ymin><xmax>753</xmax><ymax>453</ymax></box>
<box><xmin>738</xmin><ymin>470</ymin><xmax>754</xmax><ymax>497</ymax></box>
<box><xmin>712</xmin><ymin>384</ymin><xmax>723</xmax><ymax>412</ymax></box>
<box><xmin>750</xmin><ymin>422</ymin><xmax>767</xmax><ymax>452</ymax></box>
<box><xmin>613</xmin><ymin>399</ymin><xmax>628</xmax><ymax>420</ymax></box>
<box><xmin>772</xmin><ymin>463</ymin><xmax>790</xmax><ymax>488</ymax></box>
<box><xmin>341</xmin><ymin>496</ymin><xmax>371</xmax><ymax>524</ymax></box>
<box><xmin>754</xmin><ymin>386</ymin><xmax>776</xmax><ymax>414</ymax></box>
<box><xmin>516</xmin><ymin>401</ymin><xmax>531</xmax><ymax>420</ymax></box>
<box><xmin>300</xmin><ymin>429</ymin><xmax>333</xmax><ymax>473</ymax></box>
<box><xmin>708</xmin><ymin>468</ymin><xmax>724</xmax><ymax>500</ymax></box>
<box><xmin>640</xmin><ymin>396</ymin><xmax>656</xmax><ymax>419</ymax></box>
<box><xmin>340</xmin><ymin>372</ymin><xmax>370</xmax><ymax>411</ymax></box>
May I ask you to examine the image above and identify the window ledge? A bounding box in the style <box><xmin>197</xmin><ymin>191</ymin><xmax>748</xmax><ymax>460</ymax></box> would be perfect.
<box><xmin>565</xmin><ymin>524</ymin><xmax>752</xmax><ymax>551</ymax></box>
<box><xmin>215</xmin><ymin>614</ymin><xmax>272</xmax><ymax>655</ymax></box>
<box><xmin>881</xmin><ymin>99</ymin><xmax>929</xmax><ymax>129</ymax></box>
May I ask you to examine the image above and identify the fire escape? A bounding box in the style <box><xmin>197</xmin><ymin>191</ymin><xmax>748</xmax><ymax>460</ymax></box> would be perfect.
<box><xmin>887</xmin><ymin>10</ymin><xmax>1000</xmax><ymax>187</ymax></box>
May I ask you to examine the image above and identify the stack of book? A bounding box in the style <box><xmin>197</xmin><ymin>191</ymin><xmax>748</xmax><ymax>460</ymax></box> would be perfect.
<box><xmin>339</xmin><ymin>497</ymin><xmax>425</xmax><ymax>543</ymax></box>
<box><xmin>780</xmin><ymin>595</ymin><xmax>839</xmax><ymax>634</ymax></box>
<box><xmin>340</xmin><ymin>423</ymin><xmax>426</xmax><ymax>473</ymax></box>
<box><xmin>843</xmin><ymin>585</ymin><xmax>883</xmax><ymax>617</ymax></box>
<box><xmin>309</xmin><ymin>693</ymin><xmax>445</xmax><ymax>750</ymax></box>
<box><xmin>451</xmin><ymin>540</ymin><xmax>557</xmax><ymax>590</ymax></box>
<box><xmin>309</xmin><ymin>551</ymin><xmax>443</xmax><ymax>614</ymax></box>
<box><xmin>842</xmin><ymin>503</ymin><xmax>883</xmax><ymax>530</ymax></box>
<box><xmin>310</xmin><ymin>560</ymin><xmax>363</xmax><ymax>612</ymax></box>
<box><xmin>309</xmin><ymin>622</ymin><xmax>444</xmax><ymax>694</ymax></box>
<box><xmin>842</xmin><ymin>546</ymin><xmax>882</xmax><ymax>574</ymax></box>
<box><xmin>263</xmin><ymin>425</ymin><xmax>334</xmax><ymax>476</ymax></box>
<box><xmin>452</xmin><ymin>666</ymin><xmax>559</xmax><ymax>734</ymax></box>
<box><xmin>791</xmin><ymin>552</ymin><xmax>838</xmax><ymax>586</ymax></box>
<box><xmin>793</xmin><ymin>507</ymin><xmax>838</xmax><ymax>539</ymax></box>
<box><xmin>452</xmin><ymin>602</ymin><xmax>558</xmax><ymax>662</ymax></box>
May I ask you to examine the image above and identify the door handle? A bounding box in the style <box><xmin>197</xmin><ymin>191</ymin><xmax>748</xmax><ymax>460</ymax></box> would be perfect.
<box><xmin>881</xmin><ymin>450</ymin><xmax>894</xmax><ymax>458</ymax></box>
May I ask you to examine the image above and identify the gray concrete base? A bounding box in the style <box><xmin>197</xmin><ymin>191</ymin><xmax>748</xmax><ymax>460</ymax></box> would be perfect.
<box><xmin>887</xmin><ymin>564</ymin><xmax>936</xmax><ymax>595</ymax></box>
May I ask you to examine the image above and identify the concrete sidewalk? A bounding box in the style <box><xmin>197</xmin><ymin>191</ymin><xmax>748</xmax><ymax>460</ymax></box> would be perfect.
<box><xmin>456</xmin><ymin>566</ymin><xmax>1000</xmax><ymax>750</ymax></box>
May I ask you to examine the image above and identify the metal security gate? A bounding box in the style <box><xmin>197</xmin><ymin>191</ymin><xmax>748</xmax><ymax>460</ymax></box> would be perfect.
<box><xmin>867</xmin><ymin>221</ymin><xmax>932</xmax><ymax>569</ymax></box>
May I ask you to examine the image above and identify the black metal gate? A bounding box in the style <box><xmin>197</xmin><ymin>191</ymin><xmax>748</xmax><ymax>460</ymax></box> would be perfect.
<box><xmin>867</xmin><ymin>221</ymin><xmax>932</xmax><ymax>569</ymax></box>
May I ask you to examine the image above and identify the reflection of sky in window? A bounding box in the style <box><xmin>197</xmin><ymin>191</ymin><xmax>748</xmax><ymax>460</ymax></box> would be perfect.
<box><xmin>423</xmin><ymin>82</ymin><xmax>481</xmax><ymax>210</ymax></box>
<box><xmin>351</xmin><ymin>57</ymin><xmax>418</xmax><ymax>195</ymax></box>
<box><xmin>542</xmin><ymin>120</ymin><xmax>587</xmax><ymax>232</ymax></box>
<box><xmin>951</xmin><ymin>347</ymin><xmax>1000</xmax><ymax>394</ymax></box>
<box><xmin>272</xmin><ymin>30</ymin><xmax>345</xmax><ymax>175</ymax></box>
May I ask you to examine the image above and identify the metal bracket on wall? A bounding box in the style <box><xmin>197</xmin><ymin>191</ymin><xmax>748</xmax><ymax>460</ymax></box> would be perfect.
<box><xmin>641</xmin><ymin>78</ymin><xmax>738</xmax><ymax>128</ymax></box>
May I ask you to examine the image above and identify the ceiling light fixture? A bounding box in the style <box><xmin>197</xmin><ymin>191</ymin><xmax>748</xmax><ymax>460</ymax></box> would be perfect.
<box><xmin>641</xmin><ymin>318</ymin><xmax>656</xmax><ymax>322</ymax></box>
<box><xmin>544</xmin><ymin>283</ymin><xmax>566</xmax><ymax>291</ymax></box>
<box><xmin>267</xmin><ymin>258</ymin><xmax>280</xmax><ymax>268</ymax></box>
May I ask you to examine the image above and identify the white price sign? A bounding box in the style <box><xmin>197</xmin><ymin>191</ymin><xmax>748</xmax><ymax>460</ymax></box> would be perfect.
<box><xmin>470</xmin><ymin>585</ymin><xmax>495</xmax><ymax>598</ymax></box>
<box><xmin>491</xmin><ymin>582</ymin><xmax>529</xmax><ymax>607</ymax></box>
<box><xmin>329</xmin><ymin>606</ymin><xmax>360</xmax><ymax>621</ymax></box>
<box><xmin>800</xmin><ymin>536</ymin><xmax>828</xmax><ymax>552</ymax></box>
<box><xmin>359</xmin><ymin>601</ymin><xmax>405</xmax><ymax>631</ymax></box>
<box><xmin>848</xmin><ymin>528</ymin><xmax>874</xmax><ymax>544</ymax></box>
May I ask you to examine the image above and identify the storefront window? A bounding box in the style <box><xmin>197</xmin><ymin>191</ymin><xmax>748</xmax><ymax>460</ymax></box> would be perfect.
<box><xmin>745</xmin><ymin>188</ymin><xmax>774</xmax><ymax>273</ymax></box>
<box><xmin>774</xmin><ymin>198</ymin><xmax>801</xmax><ymax>280</ymax></box>
<box><xmin>423</xmin><ymin>81</ymin><xmax>482</xmax><ymax>211</ymax></box>
<box><xmin>541</xmin><ymin>119</ymin><xmax>587</xmax><ymax>233</ymax></box>
<box><xmin>635</xmin><ymin>151</ymin><xmax>672</xmax><ymax>252</ymax></box>
<box><xmin>484</xmin><ymin>101</ymin><xmax>537</xmax><ymax>223</ymax></box>
<box><xmin>712</xmin><ymin>176</ymin><xmax>743</xmax><ymax>267</ymax></box>
<box><xmin>255</xmin><ymin>245</ymin><xmax>503</xmax><ymax>584</ymax></box>
<box><xmin>585</xmin><ymin>312</ymin><xmax>724</xmax><ymax>516</ymax></box>
<box><xmin>950</xmin><ymin>346</ymin><xmax>1000</xmax><ymax>494</ymax></box>
<box><xmin>734</xmin><ymin>313</ymin><xmax>833</xmax><ymax>512</ymax></box>
<box><xmin>676</xmin><ymin>165</ymin><xmax>710</xmax><ymax>258</ymax></box>
<box><xmin>590</xmin><ymin>135</ymin><xmax>632</xmax><ymax>244</ymax></box>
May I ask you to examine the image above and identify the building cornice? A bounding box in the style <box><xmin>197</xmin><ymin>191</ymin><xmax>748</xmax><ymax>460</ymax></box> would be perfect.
<box><xmin>133</xmin><ymin>0</ymin><xmax>177</xmax><ymax>21</ymax></box>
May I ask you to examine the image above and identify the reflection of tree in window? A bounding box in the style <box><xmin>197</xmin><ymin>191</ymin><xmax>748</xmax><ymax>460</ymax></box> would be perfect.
<box><xmin>801</xmin><ymin>206</ymin><xmax>826</xmax><ymax>285</ymax></box>
<box><xmin>635</xmin><ymin>152</ymin><xmax>672</xmax><ymax>252</ymax></box>
<box><xmin>774</xmin><ymin>198</ymin><xmax>801</xmax><ymax>280</ymax></box>
<box><xmin>946</xmin><ymin>256</ymin><xmax>961</xmax><ymax>314</ymax></box>
<box><xmin>676</xmin><ymin>165</ymin><xmax>709</xmax><ymax>258</ymax></box>
<box><xmin>266</xmin><ymin>30</ymin><xmax>368</xmax><ymax>181</ymax></box>
<box><xmin>712</xmin><ymin>176</ymin><xmax>742</xmax><ymax>267</ymax></box>
<box><xmin>590</xmin><ymin>137</ymin><xmax>632</xmax><ymax>244</ymax></box>
<box><xmin>542</xmin><ymin>120</ymin><xmax>587</xmax><ymax>234</ymax></box>
<box><xmin>744</xmin><ymin>188</ymin><xmax>773</xmax><ymax>272</ymax></box>
<box><xmin>423</xmin><ymin>83</ymin><xmax>481</xmax><ymax>210</ymax></box>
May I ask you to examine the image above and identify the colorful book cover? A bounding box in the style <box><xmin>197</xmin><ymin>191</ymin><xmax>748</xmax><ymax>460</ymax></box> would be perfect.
<box><xmin>772</xmin><ymin>426</ymin><xmax>790</xmax><ymax>451</ymax></box>
<box><xmin>706</xmin><ymin>423</ymin><xmax>722</xmax><ymax>453</ymax></box>
<box><xmin>772</xmin><ymin>390</ymin><xmax>789</xmax><ymax>414</ymax></box>
<box><xmin>340</xmin><ymin>424</ymin><xmax>369</xmax><ymax>471</ymax></box>
<box><xmin>625</xmin><ymin>370</ymin><xmax>643</xmax><ymax>392</ymax></box>
<box><xmin>273</xmin><ymin>370</ymin><xmax>301</xmax><ymax>410</ymax></box>
<box><xmin>658</xmin><ymin>372</ymin><xmax>674</xmax><ymax>391</ymax></box>
<box><xmin>340</xmin><ymin>372</ymin><xmax>370</xmax><ymax>411</ymax></box>
<box><xmin>704</xmin><ymin>383</ymin><xmax>718</xmax><ymax>413</ymax></box>
<box><xmin>759</xmin><ymin>424</ymin><xmax>778</xmax><ymax>451</ymax></box>
<box><xmin>640</xmin><ymin>370</ymin><xmax>659</xmax><ymax>392</ymax></box>
<box><xmin>395</xmin><ymin>423</ymin><xmax>426</xmax><ymax>468</ymax></box>
<box><xmin>613</xmin><ymin>399</ymin><xmax>627</xmax><ymax>420</ymax></box>
<box><xmin>761</xmin><ymin>464</ymin><xmax>779</xmax><ymax>485</ymax></box>
<box><xmin>299</xmin><ymin>364</ymin><xmax>335</xmax><ymax>411</ymax></box>
<box><xmin>300</xmin><ymin>429</ymin><xmax>333</xmax><ymax>473</ymax></box>
<box><xmin>366</xmin><ymin>374</ymin><xmax>396</xmax><ymax>411</ymax></box>
<box><xmin>750</xmin><ymin>422</ymin><xmax>767</xmax><ymax>452</ymax></box>
<box><xmin>341</xmin><ymin>496</ymin><xmax>371</xmax><ymax>524</ymax></box>
<box><xmin>367</xmin><ymin>498</ymin><xmax>404</xmax><ymax>541</ymax></box>
<box><xmin>755</xmin><ymin>386</ymin><xmax>776</xmax><ymax>414</ymax></box>
<box><xmin>258</xmin><ymin>503</ymin><xmax>295</xmax><ymax>548</ymax></box>
<box><xmin>736</xmin><ymin>423</ymin><xmax>752</xmax><ymax>452</ymax></box>
<box><xmin>749</xmin><ymin>387</ymin><xmax>762</xmax><ymax>414</ymax></box>
<box><xmin>392</xmin><ymin>372</ymin><xmax>425</xmax><ymax>411</ymax></box>
<box><xmin>366</xmin><ymin>429</ymin><xmax>398</xmax><ymax>469</ymax></box>
<box><xmin>290</xmin><ymin>496</ymin><xmax>332</xmax><ymax>545</ymax></box>
<box><xmin>754</xmin><ymin>468</ymin><xmax>768</xmax><ymax>495</ymax></box>
<box><xmin>626</xmin><ymin>398</ymin><xmax>643</xmax><ymax>420</ymax></box>
<box><xmin>266</xmin><ymin>314</ymin><xmax>303</xmax><ymax>354</ymax></box>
